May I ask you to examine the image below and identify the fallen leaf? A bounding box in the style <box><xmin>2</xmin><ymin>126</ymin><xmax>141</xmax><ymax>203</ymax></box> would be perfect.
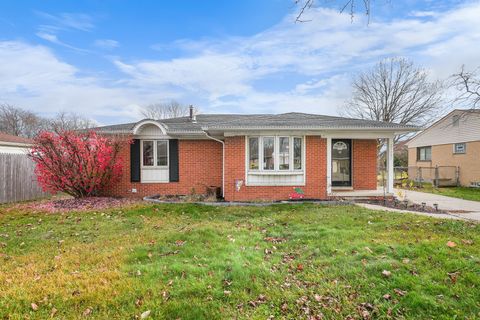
<box><xmin>446</xmin><ymin>241</ymin><xmax>456</xmax><ymax>248</ymax></box>
<box><xmin>394</xmin><ymin>289</ymin><xmax>406</xmax><ymax>296</ymax></box>
<box><xmin>175</xmin><ymin>240</ymin><xmax>186</xmax><ymax>246</ymax></box>
<box><xmin>448</xmin><ymin>272</ymin><xmax>459</xmax><ymax>284</ymax></box>
<box><xmin>382</xmin><ymin>270</ymin><xmax>392</xmax><ymax>278</ymax></box>
<box><xmin>50</xmin><ymin>307</ymin><xmax>58</xmax><ymax>317</ymax></box>
<box><xmin>140</xmin><ymin>310</ymin><xmax>151</xmax><ymax>319</ymax></box>
<box><xmin>402</xmin><ymin>258</ymin><xmax>410</xmax><ymax>264</ymax></box>
<box><xmin>297</xmin><ymin>264</ymin><xmax>304</xmax><ymax>271</ymax></box>
<box><xmin>82</xmin><ymin>307</ymin><xmax>92</xmax><ymax>316</ymax></box>
<box><xmin>365</xmin><ymin>247</ymin><xmax>373</xmax><ymax>254</ymax></box>
<box><xmin>31</xmin><ymin>303</ymin><xmax>38</xmax><ymax>311</ymax></box>
<box><xmin>224</xmin><ymin>290</ymin><xmax>231</xmax><ymax>296</ymax></box>
<box><xmin>461</xmin><ymin>239</ymin><xmax>474</xmax><ymax>245</ymax></box>
<box><xmin>383</xmin><ymin>294</ymin><xmax>391</xmax><ymax>300</ymax></box>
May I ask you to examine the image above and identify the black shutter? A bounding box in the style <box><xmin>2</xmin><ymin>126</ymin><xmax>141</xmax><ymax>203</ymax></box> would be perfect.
<box><xmin>169</xmin><ymin>139</ymin><xmax>179</xmax><ymax>182</ymax></box>
<box><xmin>130</xmin><ymin>139</ymin><xmax>141</xmax><ymax>182</ymax></box>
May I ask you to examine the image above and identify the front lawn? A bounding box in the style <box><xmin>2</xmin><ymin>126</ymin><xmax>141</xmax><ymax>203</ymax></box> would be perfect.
<box><xmin>412</xmin><ymin>183</ymin><xmax>480</xmax><ymax>202</ymax></box>
<box><xmin>0</xmin><ymin>203</ymin><xmax>479</xmax><ymax>319</ymax></box>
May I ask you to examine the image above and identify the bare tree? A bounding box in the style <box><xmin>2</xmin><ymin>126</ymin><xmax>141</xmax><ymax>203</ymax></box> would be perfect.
<box><xmin>140</xmin><ymin>101</ymin><xmax>190</xmax><ymax>119</ymax></box>
<box><xmin>451</xmin><ymin>65</ymin><xmax>480</xmax><ymax>110</ymax></box>
<box><xmin>295</xmin><ymin>0</ymin><xmax>372</xmax><ymax>23</ymax></box>
<box><xmin>0</xmin><ymin>103</ymin><xmax>47</xmax><ymax>138</ymax></box>
<box><xmin>49</xmin><ymin>111</ymin><xmax>96</xmax><ymax>132</ymax></box>
<box><xmin>342</xmin><ymin>58</ymin><xmax>444</xmax><ymax>143</ymax></box>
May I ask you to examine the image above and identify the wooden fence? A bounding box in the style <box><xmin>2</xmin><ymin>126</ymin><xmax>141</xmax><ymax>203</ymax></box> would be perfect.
<box><xmin>0</xmin><ymin>153</ymin><xmax>48</xmax><ymax>204</ymax></box>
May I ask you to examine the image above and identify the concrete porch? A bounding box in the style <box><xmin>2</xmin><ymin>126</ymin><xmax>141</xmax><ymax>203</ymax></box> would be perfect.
<box><xmin>330</xmin><ymin>188</ymin><xmax>394</xmax><ymax>199</ymax></box>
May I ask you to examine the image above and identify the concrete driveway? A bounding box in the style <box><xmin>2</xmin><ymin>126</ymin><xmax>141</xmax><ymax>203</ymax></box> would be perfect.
<box><xmin>395</xmin><ymin>188</ymin><xmax>480</xmax><ymax>221</ymax></box>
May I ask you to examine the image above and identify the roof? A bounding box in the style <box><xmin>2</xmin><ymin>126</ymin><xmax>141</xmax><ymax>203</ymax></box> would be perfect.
<box><xmin>0</xmin><ymin>132</ymin><xmax>33</xmax><ymax>145</ymax></box>
<box><xmin>92</xmin><ymin>112</ymin><xmax>419</xmax><ymax>135</ymax></box>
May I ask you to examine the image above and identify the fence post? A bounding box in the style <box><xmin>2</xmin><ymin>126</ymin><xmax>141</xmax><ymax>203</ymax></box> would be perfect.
<box><xmin>434</xmin><ymin>165</ymin><xmax>439</xmax><ymax>188</ymax></box>
<box><xmin>455</xmin><ymin>166</ymin><xmax>460</xmax><ymax>186</ymax></box>
<box><xmin>417</xmin><ymin>167</ymin><xmax>422</xmax><ymax>188</ymax></box>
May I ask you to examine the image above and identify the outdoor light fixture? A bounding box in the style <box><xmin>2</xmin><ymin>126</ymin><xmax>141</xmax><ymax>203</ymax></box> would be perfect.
<box><xmin>433</xmin><ymin>203</ymin><xmax>439</xmax><ymax>211</ymax></box>
<box><xmin>421</xmin><ymin>202</ymin><xmax>426</xmax><ymax>211</ymax></box>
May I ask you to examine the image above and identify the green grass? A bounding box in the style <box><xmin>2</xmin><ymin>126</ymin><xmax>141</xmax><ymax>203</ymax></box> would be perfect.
<box><xmin>1</xmin><ymin>203</ymin><xmax>479</xmax><ymax>319</ymax></box>
<box><xmin>411</xmin><ymin>183</ymin><xmax>480</xmax><ymax>202</ymax></box>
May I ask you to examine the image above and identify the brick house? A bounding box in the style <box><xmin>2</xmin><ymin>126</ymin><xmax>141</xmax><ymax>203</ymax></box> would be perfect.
<box><xmin>407</xmin><ymin>109</ymin><xmax>480</xmax><ymax>187</ymax></box>
<box><xmin>94</xmin><ymin>110</ymin><xmax>417</xmax><ymax>201</ymax></box>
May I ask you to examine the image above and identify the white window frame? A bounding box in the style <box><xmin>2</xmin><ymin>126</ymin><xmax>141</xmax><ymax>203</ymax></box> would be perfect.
<box><xmin>453</xmin><ymin>143</ymin><xmax>466</xmax><ymax>154</ymax></box>
<box><xmin>247</xmin><ymin>136</ymin><xmax>305</xmax><ymax>173</ymax></box>
<box><xmin>141</xmin><ymin>139</ymin><xmax>169</xmax><ymax>168</ymax></box>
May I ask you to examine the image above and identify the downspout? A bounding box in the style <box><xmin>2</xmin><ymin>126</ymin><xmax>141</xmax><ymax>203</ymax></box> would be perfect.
<box><xmin>204</xmin><ymin>132</ymin><xmax>225</xmax><ymax>198</ymax></box>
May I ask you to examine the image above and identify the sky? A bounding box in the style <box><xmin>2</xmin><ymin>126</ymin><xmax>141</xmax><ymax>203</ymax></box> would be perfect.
<box><xmin>0</xmin><ymin>0</ymin><xmax>479</xmax><ymax>125</ymax></box>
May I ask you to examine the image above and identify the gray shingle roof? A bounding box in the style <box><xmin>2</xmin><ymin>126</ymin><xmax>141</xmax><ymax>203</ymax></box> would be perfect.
<box><xmin>92</xmin><ymin>112</ymin><xmax>419</xmax><ymax>134</ymax></box>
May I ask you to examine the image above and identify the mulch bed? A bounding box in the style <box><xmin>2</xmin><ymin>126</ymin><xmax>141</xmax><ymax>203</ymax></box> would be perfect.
<box><xmin>357</xmin><ymin>199</ymin><xmax>448</xmax><ymax>214</ymax></box>
<box><xmin>6</xmin><ymin>196</ymin><xmax>140</xmax><ymax>213</ymax></box>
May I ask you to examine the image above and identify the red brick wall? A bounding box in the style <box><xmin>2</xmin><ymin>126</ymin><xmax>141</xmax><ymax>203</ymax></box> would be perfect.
<box><xmin>102</xmin><ymin>136</ymin><xmax>378</xmax><ymax>200</ymax></box>
<box><xmin>223</xmin><ymin>136</ymin><xmax>327</xmax><ymax>201</ymax></box>
<box><xmin>103</xmin><ymin>139</ymin><xmax>223</xmax><ymax>198</ymax></box>
<box><xmin>352</xmin><ymin>139</ymin><xmax>378</xmax><ymax>190</ymax></box>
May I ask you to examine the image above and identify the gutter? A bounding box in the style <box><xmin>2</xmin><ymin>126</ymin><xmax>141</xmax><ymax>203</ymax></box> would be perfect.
<box><xmin>203</xmin><ymin>132</ymin><xmax>225</xmax><ymax>198</ymax></box>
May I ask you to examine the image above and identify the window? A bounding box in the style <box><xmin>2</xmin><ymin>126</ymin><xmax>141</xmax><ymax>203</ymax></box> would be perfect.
<box><xmin>247</xmin><ymin>136</ymin><xmax>303</xmax><ymax>172</ymax></box>
<box><xmin>142</xmin><ymin>141</ymin><xmax>154</xmax><ymax>166</ymax></box>
<box><xmin>417</xmin><ymin>146</ymin><xmax>432</xmax><ymax>161</ymax></box>
<box><xmin>279</xmin><ymin>137</ymin><xmax>290</xmax><ymax>170</ymax></box>
<box><xmin>263</xmin><ymin>137</ymin><xmax>275</xmax><ymax>170</ymax></box>
<box><xmin>454</xmin><ymin>143</ymin><xmax>466</xmax><ymax>154</ymax></box>
<box><xmin>293</xmin><ymin>138</ymin><xmax>302</xmax><ymax>170</ymax></box>
<box><xmin>142</xmin><ymin>140</ymin><xmax>169</xmax><ymax>167</ymax></box>
<box><xmin>248</xmin><ymin>137</ymin><xmax>259</xmax><ymax>169</ymax></box>
<box><xmin>157</xmin><ymin>141</ymin><xmax>168</xmax><ymax>166</ymax></box>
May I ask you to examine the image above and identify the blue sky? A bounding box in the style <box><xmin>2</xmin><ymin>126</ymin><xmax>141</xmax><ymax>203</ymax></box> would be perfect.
<box><xmin>0</xmin><ymin>0</ymin><xmax>478</xmax><ymax>124</ymax></box>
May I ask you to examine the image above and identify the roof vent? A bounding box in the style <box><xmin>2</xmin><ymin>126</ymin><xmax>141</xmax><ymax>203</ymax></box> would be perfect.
<box><xmin>189</xmin><ymin>105</ymin><xmax>197</xmax><ymax>123</ymax></box>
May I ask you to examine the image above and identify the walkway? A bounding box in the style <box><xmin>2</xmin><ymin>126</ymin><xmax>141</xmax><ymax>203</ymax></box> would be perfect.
<box><xmin>394</xmin><ymin>189</ymin><xmax>480</xmax><ymax>221</ymax></box>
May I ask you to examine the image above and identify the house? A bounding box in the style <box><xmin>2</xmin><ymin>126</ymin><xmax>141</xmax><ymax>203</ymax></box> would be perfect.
<box><xmin>94</xmin><ymin>110</ymin><xmax>418</xmax><ymax>201</ymax></box>
<box><xmin>407</xmin><ymin>109</ymin><xmax>480</xmax><ymax>187</ymax></box>
<box><xmin>0</xmin><ymin>132</ymin><xmax>32</xmax><ymax>154</ymax></box>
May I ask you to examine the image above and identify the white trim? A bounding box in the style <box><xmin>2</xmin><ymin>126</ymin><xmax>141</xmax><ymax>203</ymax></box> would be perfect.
<box><xmin>386</xmin><ymin>135</ymin><xmax>394</xmax><ymax>194</ymax></box>
<box><xmin>133</xmin><ymin>120</ymin><xmax>167</xmax><ymax>135</ymax></box>
<box><xmin>326</xmin><ymin>137</ymin><xmax>332</xmax><ymax>195</ymax></box>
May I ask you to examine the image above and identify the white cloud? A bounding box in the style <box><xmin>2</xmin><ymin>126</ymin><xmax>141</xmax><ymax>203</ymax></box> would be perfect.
<box><xmin>94</xmin><ymin>39</ymin><xmax>119</xmax><ymax>49</ymax></box>
<box><xmin>111</xmin><ymin>2</ymin><xmax>480</xmax><ymax>115</ymax></box>
<box><xmin>35</xmin><ymin>11</ymin><xmax>94</xmax><ymax>32</ymax></box>
<box><xmin>2</xmin><ymin>2</ymin><xmax>480</xmax><ymax>123</ymax></box>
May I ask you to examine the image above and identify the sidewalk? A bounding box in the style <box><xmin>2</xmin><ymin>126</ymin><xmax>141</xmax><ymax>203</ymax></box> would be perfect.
<box><xmin>394</xmin><ymin>188</ymin><xmax>480</xmax><ymax>222</ymax></box>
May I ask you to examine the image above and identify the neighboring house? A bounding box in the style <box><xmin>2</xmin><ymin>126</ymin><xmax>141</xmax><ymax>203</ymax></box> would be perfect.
<box><xmin>407</xmin><ymin>109</ymin><xmax>480</xmax><ymax>186</ymax></box>
<box><xmin>0</xmin><ymin>132</ymin><xmax>32</xmax><ymax>154</ymax></box>
<box><xmin>94</xmin><ymin>110</ymin><xmax>417</xmax><ymax>201</ymax></box>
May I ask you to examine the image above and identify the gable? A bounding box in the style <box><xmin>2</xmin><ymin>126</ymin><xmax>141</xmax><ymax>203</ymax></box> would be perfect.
<box><xmin>408</xmin><ymin>110</ymin><xmax>480</xmax><ymax>148</ymax></box>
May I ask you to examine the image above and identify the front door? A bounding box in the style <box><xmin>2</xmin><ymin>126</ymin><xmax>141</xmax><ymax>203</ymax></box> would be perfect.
<box><xmin>332</xmin><ymin>139</ymin><xmax>352</xmax><ymax>187</ymax></box>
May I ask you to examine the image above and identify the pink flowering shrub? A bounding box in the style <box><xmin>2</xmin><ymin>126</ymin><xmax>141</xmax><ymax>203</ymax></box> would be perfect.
<box><xmin>30</xmin><ymin>131</ymin><xmax>129</xmax><ymax>198</ymax></box>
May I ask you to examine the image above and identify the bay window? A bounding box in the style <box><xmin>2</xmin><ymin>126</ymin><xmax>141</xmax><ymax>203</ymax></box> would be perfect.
<box><xmin>249</xmin><ymin>137</ymin><xmax>259</xmax><ymax>169</ymax></box>
<box><xmin>142</xmin><ymin>140</ymin><xmax>169</xmax><ymax>167</ymax></box>
<box><xmin>247</xmin><ymin>136</ymin><xmax>304</xmax><ymax>172</ymax></box>
<box><xmin>263</xmin><ymin>137</ymin><xmax>275</xmax><ymax>170</ymax></box>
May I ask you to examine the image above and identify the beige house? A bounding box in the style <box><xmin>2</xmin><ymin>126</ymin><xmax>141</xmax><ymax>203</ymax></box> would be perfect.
<box><xmin>407</xmin><ymin>109</ymin><xmax>480</xmax><ymax>187</ymax></box>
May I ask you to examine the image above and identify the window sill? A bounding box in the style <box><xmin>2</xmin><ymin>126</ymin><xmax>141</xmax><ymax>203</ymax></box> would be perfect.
<box><xmin>141</xmin><ymin>166</ymin><xmax>169</xmax><ymax>170</ymax></box>
<box><xmin>248</xmin><ymin>171</ymin><xmax>304</xmax><ymax>175</ymax></box>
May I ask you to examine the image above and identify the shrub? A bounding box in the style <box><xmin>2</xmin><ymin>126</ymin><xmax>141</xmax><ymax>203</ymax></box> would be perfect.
<box><xmin>30</xmin><ymin>130</ymin><xmax>128</xmax><ymax>198</ymax></box>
